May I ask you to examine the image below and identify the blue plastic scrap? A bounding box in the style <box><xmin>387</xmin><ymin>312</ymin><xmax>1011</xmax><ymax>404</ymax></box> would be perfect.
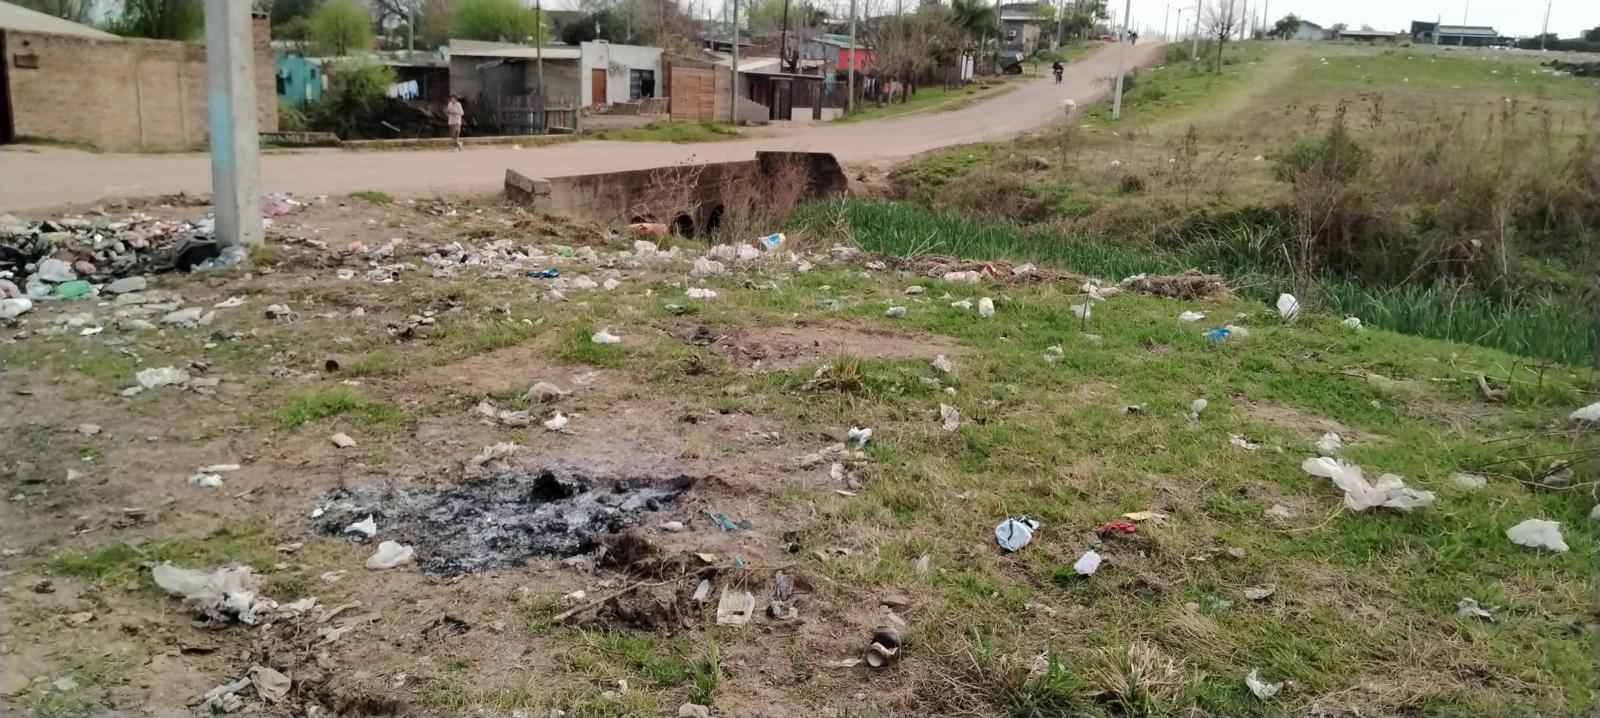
<box><xmin>708</xmin><ymin>513</ymin><xmax>751</xmax><ymax>532</ymax></box>
<box><xmin>527</xmin><ymin>268</ymin><xmax>560</xmax><ymax>279</ymax></box>
<box><xmin>1205</xmin><ymin>328</ymin><xmax>1232</xmax><ymax>341</ymax></box>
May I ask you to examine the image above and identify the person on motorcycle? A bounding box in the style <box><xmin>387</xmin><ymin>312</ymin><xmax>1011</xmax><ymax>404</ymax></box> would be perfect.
<box><xmin>1051</xmin><ymin>60</ymin><xmax>1064</xmax><ymax>83</ymax></box>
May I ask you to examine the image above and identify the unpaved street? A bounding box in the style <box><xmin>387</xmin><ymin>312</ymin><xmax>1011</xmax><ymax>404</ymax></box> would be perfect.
<box><xmin>0</xmin><ymin>43</ymin><xmax>1159</xmax><ymax>211</ymax></box>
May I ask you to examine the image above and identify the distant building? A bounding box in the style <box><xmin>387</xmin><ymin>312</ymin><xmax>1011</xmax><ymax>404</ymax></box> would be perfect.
<box><xmin>1292</xmin><ymin>20</ymin><xmax>1329</xmax><ymax>41</ymax></box>
<box><xmin>1410</xmin><ymin>20</ymin><xmax>1504</xmax><ymax>46</ymax></box>
<box><xmin>807</xmin><ymin>34</ymin><xmax>872</xmax><ymax>72</ymax></box>
<box><xmin>998</xmin><ymin>2</ymin><xmax>1049</xmax><ymax>55</ymax></box>
<box><xmin>1337</xmin><ymin>28</ymin><xmax>1404</xmax><ymax>44</ymax></box>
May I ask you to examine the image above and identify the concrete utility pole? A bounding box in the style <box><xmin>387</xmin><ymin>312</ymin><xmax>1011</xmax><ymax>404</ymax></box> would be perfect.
<box><xmin>1539</xmin><ymin>0</ymin><xmax>1551</xmax><ymax>49</ymax></box>
<box><xmin>203</xmin><ymin>0</ymin><xmax>262</xmax><ymax>248</ymax></box>
<box><xmin>731</xmin><ymin>0</ymin><xmax>740</xmax><ymax>122</ymax></box>
<box><xmin>1190</xmin><ymin>0</ymin><xmax>1200</xmax><ymax>60</ymax></box>
<box><xmin>847</xmin><ymin>0</ymin><xmax>856</xmax><ymax>113</ymax></box>
<box><xmin>1110</xmin><ymin>0</ymin><xmax>1131</xmax><ymax>119</ymax></box>
<box><xmin>1162</xmin><ymin>3</ymin><xmax>1169</xmax><ymax>40</ymax></box>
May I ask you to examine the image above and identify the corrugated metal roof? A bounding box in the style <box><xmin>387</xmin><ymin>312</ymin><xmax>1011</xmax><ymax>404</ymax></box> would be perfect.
<box><xmin>1435</xmin><ymin>25</ymin><xmax>1498</xmax><ymax>37</ymax></box>
<box><xmin>449</xmin><ymin>39</ymin><xmax>581</xmax><ymax>59</ymax></box>
<box><xmin>0</xmin><ymin>1</ymin><xmax>117</xmax><ymax>39</ymax></box>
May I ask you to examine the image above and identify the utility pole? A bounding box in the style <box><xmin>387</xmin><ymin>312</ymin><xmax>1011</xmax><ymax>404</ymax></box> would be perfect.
<box><xmin>847</xmin><ymin>0</ymin><xmax>856</xmax><ymax>113</ymax></box>
<box><xmin>202</xmin><ymin>0</ymin><xmax>262</xmax><ymax>249</ymax></box>
<box><xmin>1190</xmin><ymin>0</ymin><xmax>1200</xmax><ymax>60</ymax></box>
<box><xmin>1261</xmin><ymin>0</ymin><xmax>1268</xmax><ymax>38</ymax></box>
<box><xmin>731</xmin><ymin>0</ymin><xmax>740</xmax><ymax>122</ymax></box>
<box><xmin>1539</xmin><ymin>0</ymin><xmax>1551</xmax><ymax>49</ymax></box>
<box><xmin>1110</xmin><ymin>0</ymin><xmax>1131</xmax><ymax>119</ymax></box>
<box><xmin>1461</xmin><ymin>0</ymin><xmax>1468</xmax><ymax>25</ymax></box>
<box><xmin>1162</xmin><ymin>3</ymin><xmax>1169</xmax><ymax>40</ymax></box>
<box><xmin>780</xmin><ymin>0</ymin><xmax>791</xmax><ymax>72</ymax></box>
<box><xmin>535</xmin><ymin>0</ymin><xmax>544</xmax><ymax>96</ymax></box>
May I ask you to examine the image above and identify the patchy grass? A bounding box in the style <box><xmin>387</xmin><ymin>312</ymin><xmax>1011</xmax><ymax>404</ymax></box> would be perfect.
<box><xmin>274</xmin><ymin>387</ymin><xmax>407</xmax><ymax>430</ymax></box>
<box><xmin>350</xmin><ymin>190</ymin><xmax>395</xmax><ymax>204</ymax></box>
<box><xmin>837</xmin><ymin>75</ymin><xmax>1025</xmax><ymax>124</ymax></box>
<box><xmin>33</xmin><ymin>523</ymin><xmax>332</xmax><ymax>600</ymax></box>
<box><xmin>589</xmin><ymin>121</ymin><xmax>742</xmax><ymax>143</ymax></box>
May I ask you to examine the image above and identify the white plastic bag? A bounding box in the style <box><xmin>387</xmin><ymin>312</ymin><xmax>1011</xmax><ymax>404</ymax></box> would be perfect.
<box><xmin>1301</xmin><ymin>457</ymin><xmax>1434</xmax><ymax>512</ymax></box>
<box><xmin>1506</xmin><ymin>519</ymin><xmax>1568</xmax><ymax>552</ymax></box>
<box><xmin>995</xmin><ymin>517</ymin><xmax>1040</xmax><ymax>552</ymax></box>
<box><xmin>591</xmin><ymin>329</ymin><xmax>622</xmax><ymax>344</ymax></box>
<box><xmin>978</xmin><ymin>297</ymin><xmax>995</xmax><ymax>318</ymax></box>
<box><xmin>1072</xmin><ymin>550</ymin><xmax>1102</xmax><ymax>576</ymax></box>
<box><xmin>1245</xmin><ymin>670</ymin><xmax>1281</xmax><ymax>700</ymax></box>
<box><xmin>366</xmin><ymin>540</ymin><xmax>415</xmax><ymax>569</ymax></box>
<box><xmin>1276</xmin><ymin>293</ymin><xmax>1301</xmax><ymax>321</ymax></box>
<box><xmin>1569</xmin><ymin>401</ymin><xmax>1600</xmax><ymax>422</ymax></box>
<box><xmin>1178</xmin><ymin>311</ymin><xmax>1205</xmax><ymax>322</ymax></box>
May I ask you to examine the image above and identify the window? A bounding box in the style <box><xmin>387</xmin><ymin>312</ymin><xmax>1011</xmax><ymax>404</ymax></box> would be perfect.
<box><xmin>629</xmin><ymin>70</ymin><xmax>655</xmax><ymax>100</ymax></box>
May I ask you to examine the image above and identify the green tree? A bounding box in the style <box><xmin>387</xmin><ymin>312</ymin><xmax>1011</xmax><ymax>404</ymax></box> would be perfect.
<box><xmin>558</xmin><ymin>8</ymin><xmax>627</xmax><ymax>44</ymax></box>
<box><xmin>277</xmin><ymin>15</ymin><xmax>313</xmax><ymax>44</ymax></box>
<box><xmin>420</xmin><ymin>0</ymin><xmax>456</xmax><ymax>47</ymax></box>
<box><xmin>311</xmin><ymin>0</ymin><xmax>375</xmax><ymax>56</ymax></box>
<box><xmin>1584</xmin><ymin>25</ymin><xmax>1600</xmax><ymax>42</ymax></box>
<box><xmin>15</xmin><ymin>0</ymin><xmax>92</xmax><ymax>23</ymax></box>
<box><xmin>951</xmin><ymin>0</ymin><xmax>998</xmax><ymax>50</ymax></box>
<box><xmin>452</xmin><ymin>0</ymin><xmax>545</xmax><ymax>42</ymax></box>
<box><xmin>109</xmin><ymin>0</ymin><xmax>203</xmax><ymax>40</ymax></box>
<box><xmin>308</xmin><ymin>60</ymin><xmax>398</xmax><ymax>139</ymax></box>
<box><xmin>1271</xmin><ymin>13</ymin><xmax>1301</xmax><ymax>39</ymax></box>
<box><xmin>1061</xmin><ymin>0</ymin><xmax>1107</xmax><ymax>40</ymax></box>
<box><xmin>270</xmin><ymin>0</ymin><xmax>320</xmax><ymax>26</ymax></box>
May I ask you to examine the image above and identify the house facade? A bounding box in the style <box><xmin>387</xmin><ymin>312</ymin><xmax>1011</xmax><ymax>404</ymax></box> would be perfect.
<box><xmin>1292</xmin><ymin>20</ymin><xmax>1328</xmax><ymax>41</ymax></box>
<box><xmin>579</xmin><ymin>41</ymin><xmax>663</xmax><ymax>106</ymax></box>
<box><xmin>998</xmin><ymin>2</ymin><xmax>1049</xmax><ymax>55</ymax></box>
<box><xmin>1410</xmin><ymin>21</ymin><xmax>1503</xmax><ymax>46</ymax></box>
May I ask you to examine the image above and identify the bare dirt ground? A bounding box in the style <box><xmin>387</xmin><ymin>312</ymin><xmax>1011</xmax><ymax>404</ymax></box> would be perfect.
<box><xmin>0</xmin><ymin>43</ymin><xmax>1163</xmax><ymax>212</ymax></box>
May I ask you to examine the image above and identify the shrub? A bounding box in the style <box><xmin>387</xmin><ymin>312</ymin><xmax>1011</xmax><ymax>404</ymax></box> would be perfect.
<box><xmin>305</xmin><ymin>60</ymin><xmax>397</xmax><ymax>139</ymax></box>
<box><xmin>277</xmin><ymin>103</ymin><xmax>308</xmax><ymax>132</ymax></box>
<box><xmin>1272</xmin><ymin>125</ymin><xmax>1366</xmax><ymax>183</ymax></box>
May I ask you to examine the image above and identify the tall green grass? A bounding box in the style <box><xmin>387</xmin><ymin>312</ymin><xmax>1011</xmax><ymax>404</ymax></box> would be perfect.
<box><xmin>793</xmin><ymin>200</ymin><xmax>1597</xmax><ymax>364</ymax></box>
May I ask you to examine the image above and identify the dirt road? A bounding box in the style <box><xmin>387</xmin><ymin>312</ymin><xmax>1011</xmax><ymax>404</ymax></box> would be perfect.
<box><xmin>0</xmin><ymin>43</ymin><xmax>1160</xmax><ymax>211</ymax></box>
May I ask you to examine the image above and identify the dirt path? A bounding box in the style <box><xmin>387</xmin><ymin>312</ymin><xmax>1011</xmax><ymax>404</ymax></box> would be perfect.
<box><xmin>0</xmin><ymin>43</ymin><xmax>1161</xmax><ymax>212</ymax></box>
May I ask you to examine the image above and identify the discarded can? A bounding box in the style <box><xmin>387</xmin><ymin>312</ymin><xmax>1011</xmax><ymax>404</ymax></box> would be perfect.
<box><xmin>528</xmin><ymin>268</ymin><xmax>560</xmax><ymax>279</ymax></box>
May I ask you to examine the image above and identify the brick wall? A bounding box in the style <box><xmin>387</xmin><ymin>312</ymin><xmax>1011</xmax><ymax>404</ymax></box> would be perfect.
<box><xmin>4</xmin><ymin>17</ymin><xmax>277</xmax><ymax>151</ymax></box>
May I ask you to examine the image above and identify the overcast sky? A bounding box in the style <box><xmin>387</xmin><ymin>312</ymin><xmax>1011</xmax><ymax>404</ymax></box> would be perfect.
<box><xmin>1098</xmin><ymin>0</ymin><xmax>1584</xmax><ymax>40</ymax></box>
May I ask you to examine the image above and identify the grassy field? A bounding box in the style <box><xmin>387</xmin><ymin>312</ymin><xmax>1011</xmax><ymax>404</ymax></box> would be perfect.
<box><xmin>3</xmin><ymin>197</ymin><xmax>1594</xmax><ymax>717</ymax></box>
<box><xmin>888</xmin><ymin>41</ymin><xmax>1600</xmax><ymax>365</ymax></box>
<box><xmin>587</xmin><ymin>120</ymin><xmax>744</xmax><ymax>143</ymax></box>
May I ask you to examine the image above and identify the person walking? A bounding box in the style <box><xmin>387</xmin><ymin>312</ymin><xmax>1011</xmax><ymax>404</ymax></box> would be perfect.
<box><xmin>445</xmin><ymin>95</ymin><xmax>465</xmax><ymax>151</ymax></box>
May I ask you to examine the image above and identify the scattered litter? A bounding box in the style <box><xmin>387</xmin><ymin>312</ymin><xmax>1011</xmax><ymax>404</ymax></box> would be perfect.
<box><xmin>213</xmin><ymin>296</ymin><xmax>245</xmax><ymax>308</ymax></box>
<box><xmin>1450</xmin><ymin>473</ymin><xmax>1487</xmax><ymax>490</ymax></box>
<box><xmin>995</xmin><ymin>517</ymin><xmax>1041</xmax><ymax>552</ymax></box>
<box><xmin>679</xmin><ymin>702</ymin><xmax>712</xmax><ymax>718</ymax></box>
<box><xmin>1073</xmin><ymin>550</ymin><xmax>1102</xmax><ymax>576</ymax></box>
<box><xmin>474</xmin><ymin>399</ymin><xmax>531</xmax><ymax>427</ymax></box>
<box><xmin>527</xmin><ymin>381</ymin><xmax>568</xmax><ymax>402</ymax></box>
<box><xmin>915</xmin><ymin>554</ymin><xmax>931</xmax><ymax>576</ymax></box>
<box><xmin>686</xmin><ymin>287</ymin><xmax>718</xmax><ymax>300</ymax></box>
<box><xmin>864</xmin><ymin>621</ymin><xmax>902</xmax><ymax>668</ymax></box>
<box><xmin>1188</xmin><ymin>398</ymin><xmax>1208</xmax><ymax>420</ymax></box>
<box><xmin>1455</xmin><ymin>597</ymin><xmax>1498</xmax><ymax>621</ymax></box>
<box><xmin>1301</xmin><ymin>457</ymin><xmax>1434</xmax><ymax>512</ymax></box>
<box><xmin>950</xmin><ymin>299</ymin><xmax>973</xmax><ymax>309</ymax></box>
<box><xmin>196</xmin><ymin>675</ymin><xmax>252</xmax><ymax>715</ymax></box>
<box><xmin>187</xmin><ymin>473</ymin><xmax>223</xmax><ymax>488</ymax></box>
<box><xmin>329</xmin><ymin>432</ymin><xmax>357</xmax><ymax>449</ymax></box>
<box><xmin>1568</xmin><ymin>401</ymin><xmax>1600</xmax><ymax>422</ymax></box>
<box><xmin>0</xmin><ymin>297</ymin><xmax>32</xmax><ymax>319</ymax></box>
<box><xmin>1012</xmin><ymin>263</ymin><xmax>1036</xmax><ymax>276</ymax></box>
<box><xmin>1505</xmin><ymin>519</ymin><xmax>1567</xmax><ymax>552</ymax></box>
<box><xmin>1341</xmin><ymin>317</ymin><xmax>1364</xmax><ymax>331</ymax></box>
<box><xmin>1315</xmin><ymin>432</ymin><xmax>1342</xmax><ymax>455</ymax></box>
<box><xmin>939</xmin><ymin>403</ymin><xmax>961</xmax><ymax>431</ymax></box>
<box><xmin>1044</xmin><ymin>345</ymin><xmax>1064</xmax><ymax>363</ymax></box>
<box><xmin>1245</xmin><ymin>670</ymin><xmax>1282</xmax><ymax>700</ymax></box>
<box><xmin>1243</xmin><ymin>585</ymin><xmax>1276</xmax><ymax>601</ymax></box>
<box><xmin>708</xmin><ymin>513</ymin><xmax>750</xmax><ymax>531</ymax></box>
<box><xmin>1276</xmin><ymin>293</ymin><xmax>1300</xmax><ymax>322</ymax></box>
<box><xmin>249</xmin><ymin>665</ymin><xmax>291</xmax><ymax>703</ymax></box>
<box><xmin>366</xmin><ymin>540</ymin><xmax>415</xmax><ymax>569</ymax></box>
<box><xmin>758</xmin><ymin>232</ymin><xmax>786</xmax><ymax>250</ymax></box>
<box><xmin>715</xmin><ymin>589</ymin><xmax>756</xmax><ymax>626</ymax></box>
<box><xmin>151</xmin><ymin>564</ymin><xmax>278</xmax><ymax>624</ymax></box>
<box><xmin>570</xmin><ymin>275</ymin><xmax>598</xmax><ymax>290</ymax></box>
<box><xmin>1265</xmin><ymin>504</ymin><xmax>1295</xmax><ymax>520</ymax></box>
<box><xmin>1071</xmin><ymin>303</ymin><xmax>1091</xmax><ymax>320</ymax></box>
<box><xmin>135</xmin><ymin>366</ymin><xmax>189</xmax><ymax>390</ymax></box>
<box><xmin>1095</xmin><ymin>519</ymin><xmax>1137</xmax><ymax>535</ymax></box>
<box><xmin>691</xmin><ymin>258</ymin><xmax>726</xmax><ymax>277</ymax></box>
<box><xmin>932</xmin><ymin>355</ymin><xmax>954</xmax><ymax>374</ymax></box>
<box><xmin>1204</xmin><ymin>327</ymin><xmax>1232</xmax><ymax>341</ymax></box>
<box><xmin>943</xmin><ymin>270</ymin><xmax>982</xmax><ymax>283</ymax></box>
<box><xmin>978</xmin><ymin>297</ymin><xmax>995</xmax><ymax>318</ymax></box>
<box><xmin>1122</xmin><ymin>510</ymin><xmax>1169</xmax><ymax>523</ymax></box>
<box><xmin>344</xmin><ymin>515</ymin><xmax>377</xmax><ymax>539</ymax></box>
<box><xmin>1229</xmin><ymin>434</ymin><xmax>1260</xmax><ymax>451</ymax></box>
<box><xmin>884</xmin><ymin>306</ymin><xmax>906</xmax><ymax>318</ymax></box>
<box><xmin>77</xmin><ymin>423</ymin><xmax>101</xmax><ymax>436</ymax></box>
<box><xmin>543</xmin><ymin>412</ymin><xmax>570</xmax><ymax>432</ymax></box>
<box><xmin>591</xmin><ymin>329</ymin><xmax>622</xmax><ymax>344</ymax></box>
<box><xmin>904</xmin><ymin>285</ymin><xmax>925</xmax><ymax>295</ymax></box>
<box><xmin>527</xmin><ymin>268</ymin><xmax>560</xmax><ymax>279</ymax></box>
<box><xmin>1178</xmin><ymin>311</ymin><xmax>1205</xmax><ymax>322</ymax></box>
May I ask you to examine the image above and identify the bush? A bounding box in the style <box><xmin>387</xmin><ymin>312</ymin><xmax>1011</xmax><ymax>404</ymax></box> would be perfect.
<box><xmin>453</xmin><ymin>0</ymin><xmax>543</xmax><ymax>42</ymax></box>
<box><xmin>1272</xmin><ymin>125</ymin><xmax>1366</xmax><ymax>183</ymax></box>
<box><xmin>277</xmin><ymin>103</ymin><xmax>308</xmax><ymax>132</ymax></box>
<box><xmin>305</xmin><ymin>61</ymin><xmax>397</xmax><ymax>139</ymax></box>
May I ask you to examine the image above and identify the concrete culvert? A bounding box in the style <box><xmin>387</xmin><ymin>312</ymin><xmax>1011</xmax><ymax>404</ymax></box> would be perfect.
<box><xmin>312</xmin><ymin>464</ymin><xmax>697</xmax><ymax>577</ymax></box>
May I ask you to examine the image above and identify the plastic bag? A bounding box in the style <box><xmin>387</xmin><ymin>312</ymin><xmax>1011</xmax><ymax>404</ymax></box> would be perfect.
<box><xmin>366</xmin><ymin>540</ymin><xmax>415</xmax><ymax>569</ymax></box>
<box><xmin>995</xmin><ymin>517</ymin><xmax>1040</xmax><ymax>552</ymax></box>
<box><xmin>1276</xmin><ymin>293</ymin><xmax>1300</xmax><ymax>321</ymax></box>
<box><xmin>1505</xmin><ymin>519</ymin><xmax>1567</xmax><ymax>552</ymax></box>
<box><xmin>1301</xmin><ymin>457</ymin><xmax>1434</xmax><ymax>512</ymax></box>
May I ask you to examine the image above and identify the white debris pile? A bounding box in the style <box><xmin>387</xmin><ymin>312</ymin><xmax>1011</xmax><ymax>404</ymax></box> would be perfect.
<box><xmin>1301</xmin><ymin>457</ymin><xmax>1435</xmax><ymax>512</ymax></box>
<box><xmin>124</xmin><ymin>366</ymin><xmax>219</xmax><ymax>396</ymax></box>
<box><xmin>473</xmin><ymin>399</ymin><xmax>531</xmax><ymax>427</ymax></box>
<box><xmin>1568</xmin><ymin>401</ymin><xmax>1600</xmax><ymax>423</ymax></box>
<box><xmin>152</xmin><ymin>564</ymin><xmax>310</xmax><ymax>625</ymax></box>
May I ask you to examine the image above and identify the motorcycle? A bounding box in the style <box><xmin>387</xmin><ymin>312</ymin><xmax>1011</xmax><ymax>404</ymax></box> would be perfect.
<box><xmin>1052</xmin><ymin>68</ymin><xmax>1063</xmax><ymax>83</ymax></box>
